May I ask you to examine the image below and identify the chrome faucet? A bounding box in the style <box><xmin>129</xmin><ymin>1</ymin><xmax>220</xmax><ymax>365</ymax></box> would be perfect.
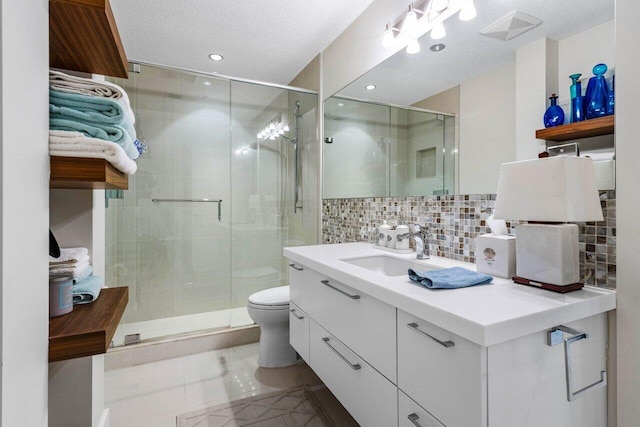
<box><xmin>410</xmin><ymin>224</ymin><xmax>430</xmax><ymax>259</ymax></box>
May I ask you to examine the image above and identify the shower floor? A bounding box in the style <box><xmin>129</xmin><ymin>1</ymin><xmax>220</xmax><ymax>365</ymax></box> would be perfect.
<box><xmin>112</xmin><ymin>307</ymin><xmax>254</xmax><ymax>347</ymax></box>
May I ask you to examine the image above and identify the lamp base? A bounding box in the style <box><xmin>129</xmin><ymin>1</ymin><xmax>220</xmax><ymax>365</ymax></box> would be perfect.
<box><xmin>512</xmin><ymin>276</ymin><xmax>584</xmax><ymax>293</ymax></box>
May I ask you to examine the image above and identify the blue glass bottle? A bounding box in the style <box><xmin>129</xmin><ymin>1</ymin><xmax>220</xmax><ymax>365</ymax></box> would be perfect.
<box><xmin>606</xmin><ymin>74</ymin><xmax>615</xmax><ymax>115</ymax></box>
<box><xmin>586</xmin><ymin>64</ymin><xmax>609</xmax><ymax>119</ymax></box>
<box><xmin>543</xmin><ymin>93</ymin><xmax>564</xmax><ymax>128</ymax></box>
<box><xmin>569</xmin><ymin>74</ymin><xmax>584</xmax><ymax>123</ymax></box>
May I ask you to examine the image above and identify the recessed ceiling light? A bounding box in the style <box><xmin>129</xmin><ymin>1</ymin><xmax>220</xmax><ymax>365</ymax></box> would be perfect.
<box><xmin>430</xmin><ymin>43</ymin><xmax>446</xmax><ymax>52</ymax></box>
<box><xmin>208</xmin><ymin>53</ymin><xmax>223</xmax><ymax>61</ymax></box>
<box><xmin>365</xmin><ymin>84</ymin><xmax>376</xmax><ymax>90</ymax></box>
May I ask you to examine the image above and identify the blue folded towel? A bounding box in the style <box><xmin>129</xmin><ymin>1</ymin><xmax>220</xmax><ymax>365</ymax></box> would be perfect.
<box><xmin>73</xmin><ymin>264</ymin><xmax>93</xmax><ymax>284</ymax></box>
<box><xmin>408</xmin><ymin>267</ymin><xmax>493</xmax><ymax>289</ymax></box>
<box><xmin>49</xmin><ymin>89</ymin><xmax>133</xmax><ymax>125</ymax></box>
<box><xmin>72</xmin><ymin>275</ymin><xmax>104</xmax><ymax>305</ymax></box>
<box><xmin>50</xmin><ymin>117</ymin><xmax>139</xmax><ymax>160</ymax></box>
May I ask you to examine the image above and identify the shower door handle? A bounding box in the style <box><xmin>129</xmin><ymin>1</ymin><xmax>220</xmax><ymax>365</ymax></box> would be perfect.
<box><xmin>151</xmin><ymin>198</ymin><xmax>223</xmax><ymax>221</ymax></box>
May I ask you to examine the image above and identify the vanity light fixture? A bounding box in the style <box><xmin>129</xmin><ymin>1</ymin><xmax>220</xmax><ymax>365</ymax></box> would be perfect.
<box><xmin>257</xmin><ymin>121</ymin><xmax>289</xmax><ymax>141</ymax></box>
<box><xmin>382</xmin><ymin>0</ymin><xmax>476</xmax><ymax>53</ymax></box>
<box><xmin>365</xmin><ymin>84</ymin><xmax>377</xmax><ymax>90</ymax></box>
<box><xmin>208</xmin><ymin>53</ymin><xmax>223</xmax><ymax>61</ymax></box>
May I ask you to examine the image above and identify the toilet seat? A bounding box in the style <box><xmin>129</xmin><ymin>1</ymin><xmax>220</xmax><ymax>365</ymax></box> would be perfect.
<box><xmin>248</xmin><ymin>286</ymin><xmax>290</xmax><ymax>310</ymax></box>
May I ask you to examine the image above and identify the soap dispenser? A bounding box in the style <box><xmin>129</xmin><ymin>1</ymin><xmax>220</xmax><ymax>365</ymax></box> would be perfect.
<box><xmin>378</xmin><ymin>221</ymin><xmax>391</xmax><ymax>247</ymax></box>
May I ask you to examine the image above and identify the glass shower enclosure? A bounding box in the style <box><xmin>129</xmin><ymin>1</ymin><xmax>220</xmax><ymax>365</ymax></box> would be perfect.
<box><xmin>106</xmin><ymin>64</ymin><xmax>318</xmax><ymax>345</ymax></box>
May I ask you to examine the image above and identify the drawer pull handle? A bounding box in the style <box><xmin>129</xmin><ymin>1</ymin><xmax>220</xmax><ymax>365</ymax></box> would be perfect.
<box><xmin>289</xmin><ymin>309</ymin><xmax>304</xmax><ymax>320</ymax></box>
<box><xmin>322</xmin><ymin>337</ymin><xmax>361</xmax><ymax>370</ymax></box>
<box><xmin>547</xmin><ymin>325</ymin><xmax>607</xmax><ymax>401</ymax></box>
<box><xmin>288</xmin><ymin>263</ymin><xmax>304</xmax><ymax>271</ymax></box>
<box><xmin>320</xmin><ymin>280</ymin><xmax>360</xmax><ymax>300</ymax></box>
<box><xmin>407</xmin><ymin>323</ymin><xmax>455</xmax><ymax>348</ymax></box>
<box><xmin>407</xmin><ymin>413</ymin><xmax>423</xmax><ymax>427</ymax></box>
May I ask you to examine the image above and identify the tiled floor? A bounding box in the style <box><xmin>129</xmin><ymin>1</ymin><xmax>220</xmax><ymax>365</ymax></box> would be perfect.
<box><xmin>105</xmin><ymin>342</ymin><xmax>358</xmax><ymax>427</ymax></box>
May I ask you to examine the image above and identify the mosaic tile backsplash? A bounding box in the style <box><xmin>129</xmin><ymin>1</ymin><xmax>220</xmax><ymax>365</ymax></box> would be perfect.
<box><xmin>322</xmin><ymin>192</ymin><xmax>616</xmax><ymax>289</ymax></box>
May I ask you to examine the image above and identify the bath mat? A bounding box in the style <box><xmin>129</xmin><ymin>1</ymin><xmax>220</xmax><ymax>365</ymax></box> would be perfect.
<box><xmin>176</xmin><ymin>385</ymin><xmax>335</xmax><ymax>427</ymax></box>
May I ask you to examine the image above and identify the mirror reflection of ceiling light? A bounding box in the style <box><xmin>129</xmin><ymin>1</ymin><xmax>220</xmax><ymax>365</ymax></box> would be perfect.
<box><xmin>382</xmin><ymin>0</ymin><xmax>476</xmax><ymax>53</ymax></box>
<box><xmin>365</xmin><ymin>84</ymin><xmax>377</xmax><ymax>90</ymax></box>
<box><xmin>208</xmin><ymin>53</ymin><xmax>223</xmax><ymax>61</ymax></box>
<box><xmin>257</xmin><ymin>121</ymin><xmax>289</xmax><ymax>141</ymax></box>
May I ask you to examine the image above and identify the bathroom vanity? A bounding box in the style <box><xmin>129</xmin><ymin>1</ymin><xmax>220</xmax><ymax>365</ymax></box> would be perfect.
<box><xmin>284</xmin><ymin>242</ymin><xmax>615</xmax><ymax>427</ymax></box>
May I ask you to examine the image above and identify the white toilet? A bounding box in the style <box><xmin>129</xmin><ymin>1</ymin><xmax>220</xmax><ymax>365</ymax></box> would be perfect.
<box><xmin>247</xmin><ymin>285</ymin><xmax>298</xmax><ymax>368</ymax></box>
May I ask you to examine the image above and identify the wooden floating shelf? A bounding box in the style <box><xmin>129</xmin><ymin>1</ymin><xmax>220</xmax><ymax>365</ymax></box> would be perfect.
<box><xmin>50</xmin><ymin>0</ymin><xmax>129</xmax><ymax>78</ymax></box>
<box><xmin>49</xmin><ymin>287</ymin><xmax>128</xmax><ymax>363</ymax></box>
<box><xmin>50</xmin><ymin>156</ymin><xmax>128</xmax><ymax>189</ymax></box>
<box><xmin>535</xmin><ymin>115</ymin><xmax>614</xmax><ymax>142</ymax></box>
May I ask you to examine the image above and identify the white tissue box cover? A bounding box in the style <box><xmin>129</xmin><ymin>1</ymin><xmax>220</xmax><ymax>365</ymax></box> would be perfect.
<box><xmin>515</xmin><ymin>223</ymin><xmax>579</xmax><ymax>285</ymax></box>
<box><xmin>476</xmin><ymin>234</ymin><xmax>516</xmax><ymax>279</ymax></box>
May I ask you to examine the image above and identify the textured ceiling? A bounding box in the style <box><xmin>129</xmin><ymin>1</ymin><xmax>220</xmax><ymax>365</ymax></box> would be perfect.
<box><xmin>338</xmin><ymin>0</ymin><xmax>614</xmax><ymax>105</ymax></box>
<box><xmin>110</xmin><ymin>0</ymin><xmax>376</xmax><ymax>86</ymax></box>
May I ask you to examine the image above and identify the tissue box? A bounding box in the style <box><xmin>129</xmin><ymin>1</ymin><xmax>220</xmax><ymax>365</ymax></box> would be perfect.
<box><xmin>475</xmin><ymin>234</ymin><xmax>516</xmax><ymax>279</ymax></box>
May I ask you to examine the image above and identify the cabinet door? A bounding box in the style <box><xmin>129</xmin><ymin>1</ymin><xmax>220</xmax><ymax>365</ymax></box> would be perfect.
<box><xmin>310</xmin><ymin>320</ymin><xmax>398</xmax><ymax>427</ymax></box>
<box><xmin>287</xmin><ymin>261</ymin><xmax>311</xmax><ymax>312</ymax></box>
<box><xmin>399</xmin><ymin>390</ymin><xmax>445</xmax><ymax>427</ymax></box>
<box><xmin>303</xmin><ymin>267</ymin><xmax>397</xmax><ymax>383</ymax></box>
<box><xmin>397</xmin><ymin>310</ymin><xmax>487</xmax><ymax>427</ymax></box>
<box><xmin>487</xmin><ymin>314</ymin><xmax>607</xmax><ymax>427</ymax></box>
<box><xmin>289</xmin><ymin>302</ymin><xmax>309</xmax><ymax>363</ymax></box>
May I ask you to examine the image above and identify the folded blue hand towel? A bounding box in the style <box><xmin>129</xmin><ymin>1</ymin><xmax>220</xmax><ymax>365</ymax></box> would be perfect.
<box><xmin>50</xmin><ymin>117</ymin><xmax>139</xmax><ymax>160</ymax></box>
<box><xmin>72</xmin><ymin>275</ymin><xmax>104</xmax><ymax>304</ymax></box>
<box><xmin>408</xmin><ymin>267</ymin><xmax>493</xmax><ymax>289</ymax></box>
<box><xmin>50</xmin><ymin>89</ymin><xmax>134</xmax><ymax>125</ymax></box>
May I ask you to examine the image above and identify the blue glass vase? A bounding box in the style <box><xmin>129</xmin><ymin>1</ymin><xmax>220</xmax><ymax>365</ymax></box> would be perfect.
<box><xmin>569</xmin><ymin>74</ymin><xmax>584</xmax><ymax>123</ymax></box>
<box><xmin>543</xmin><ymin>93</ymin><xmax>564</xmax><ymax>128</ymax></box>
<box><xmin>586</xmin><ymin>64</ymin><xmax>609</xmax><ymax>119</ymax></box>
<box><xmin>606</xmin><ymin>74</ymin><xmax>615</xmax><ymax>115</ymax></box>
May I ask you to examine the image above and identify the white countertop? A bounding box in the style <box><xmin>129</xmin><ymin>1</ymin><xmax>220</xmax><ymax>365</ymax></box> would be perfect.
<box><xmin>284</xmin><ymin>242</ymin><xmax>616</xmax><ymax>347</ymax></box>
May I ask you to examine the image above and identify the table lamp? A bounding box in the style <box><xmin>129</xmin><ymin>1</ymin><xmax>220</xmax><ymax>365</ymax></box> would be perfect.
<box><xmin>492</xmin><ymin>156</ymin><xmax>603</xmax><ymax>292</ymax></box>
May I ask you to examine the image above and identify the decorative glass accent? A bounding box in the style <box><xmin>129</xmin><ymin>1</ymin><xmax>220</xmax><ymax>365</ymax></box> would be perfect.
<box><xmin>569</xmin><ymin>74</ymin><xmax>584</xmax><ymax>123</ymax></box>
<box><xmin>586</xmin><ymin>64</ymin><xmax>610</xmax><ymax>119</ymax></box>
<box><xmin>543</xmin><ymin>93</ymin><xmax>565</xmax><ymax>128</ymax></box>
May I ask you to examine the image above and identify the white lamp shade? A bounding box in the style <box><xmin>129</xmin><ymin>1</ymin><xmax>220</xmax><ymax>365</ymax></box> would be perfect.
<box><xmin>493</xmin><ymin>157</ymin><xmax>604</xmax><ymax>222</ymax></box>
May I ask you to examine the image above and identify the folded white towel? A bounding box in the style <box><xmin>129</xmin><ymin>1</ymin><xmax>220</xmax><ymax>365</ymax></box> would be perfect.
<box><xmin>50</xmin><ymin>247</ymin><xmax>89</xmax><ymax>263</ymax></box>
<box><xmin>50</xmin><ymin>254</ymin><xmax>90</xmax><ymax>268</ymax></box>
<box><xmin>50</xmin><ymin>260</ymin><xmax>90</xmax><ymax>277</ymax></box>
<box><xmin>49</xmin><ymin>130</ymin><xmax>137</xmax><ymax>175</ymax></box>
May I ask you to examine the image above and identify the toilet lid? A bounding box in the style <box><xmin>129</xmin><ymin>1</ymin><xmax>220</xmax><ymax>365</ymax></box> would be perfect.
<box><xmin>248</xmin><ymin>285</ymin><xmax>290</xmax><ymax>307</ymax></box>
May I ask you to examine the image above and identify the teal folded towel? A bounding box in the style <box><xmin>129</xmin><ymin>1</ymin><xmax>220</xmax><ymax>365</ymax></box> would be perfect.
<box><xmin>72</xmin><ymin>275</ymin><xmax>104</xmax><ymax>305</ymax></box>
<box><xmin>50</xmin><ymin>117</ymin><xmax>139</xmax><ymax>160</ymax></box>
<box><xmin>49</xmin><ymin>89</ymin><xmax>134</xmax><ymax>126</ymax></box>
<box><xmin>408</xmin><ymin>267</ymin><xmax>493</xmax><ymax>289</ymax></box>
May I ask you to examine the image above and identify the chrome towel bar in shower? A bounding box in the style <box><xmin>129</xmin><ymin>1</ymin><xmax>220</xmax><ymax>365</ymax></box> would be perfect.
<box><xmin>151</xmin><ymin>198</ymin><xmax>222</xmax><ymax>222</ymax></box>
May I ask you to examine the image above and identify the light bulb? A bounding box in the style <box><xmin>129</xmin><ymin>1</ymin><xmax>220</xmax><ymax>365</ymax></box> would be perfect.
<box><xmin>431</xmin><ymin>22</ymin><xmax>446</xmax><ymax>39</ymax></box>
<box><xmin>283</xmin><ymin>125</ymin><xmax>290</xmax><ymax>132</ymax></box>
<box><xmin>406</xmin><ymin>38</ymin><xmax>421</xmax><ymax>54</ymax></box>
<box><xmin>459</xmin><ymin>0</ymin><xmax>476</xmax><ymax>21</ymax></box>
<box><xmin>382</xmin><ymin>27</ymin><xmax>395</xmax><ymax>47</ymax></box>
<box><xmin>278</xmin><ymin>128</ymin><xmax>285</xmax><ymax>135</ymax></box>
<box><xmin>431</xmin><ymin>0</ymin><xmax>448</xmax><ymax>12</ymax></box>
<box><xmin>269</xmin><ymin>123</ymin><xmax>275</xmax><ymax>130</ymax></box>
<box><xmin>403</xmin><ymin>9</ymin><xmax>419</xmax><ymax>37</ymax></box>
<box><xmin>269</xmin><ymin>135</ymin><xmax>276</xmax><ymax>140</ymax></box>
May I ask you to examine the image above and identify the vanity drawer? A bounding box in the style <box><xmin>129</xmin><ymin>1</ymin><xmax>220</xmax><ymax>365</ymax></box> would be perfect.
<box><xmin>399</xmin><ymin>390</ymin><xmax>445</xmax><ymax>427</ymax></box>
<box><xmin>310</xmin><ymin>320</ymin><xmax>397</xmax><ymax>427</ymax></box>
<box><xmin>289</xmin><ymin>302</ymin><xmax>309</xmax><ymax>363</ymax></box>
<box><xmin>397</xmin><ymin>310</ymin><xmax>487</xmax><ymax>427</ymax></box>
<box><xmin>304</xmin><ymin>267</ymin><xmax>396</xmax><ymax>383</ymax></box>
<box><xmin>287</xmin><ymin>261</ymin><xmax>312</xmax><ymax>312</ymax></box>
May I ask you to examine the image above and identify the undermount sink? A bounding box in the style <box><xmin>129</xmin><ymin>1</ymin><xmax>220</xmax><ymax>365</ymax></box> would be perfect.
<box><xmin>340</xmin><ymin>255</ymin><xmax>438</xmax><ymax>277</ymax></box>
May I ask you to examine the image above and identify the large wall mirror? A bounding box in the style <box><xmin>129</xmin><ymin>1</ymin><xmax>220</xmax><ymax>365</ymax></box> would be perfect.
<box><xmin>323</xmin><ymin>0</ymin><xmax>615</xmax><ymax>198</ymax></box>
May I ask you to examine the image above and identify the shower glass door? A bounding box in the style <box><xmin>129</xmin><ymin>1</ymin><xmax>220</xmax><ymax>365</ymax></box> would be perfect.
<box><xmin>106</xmin><ymin>65</ymin><xmax>318</xmax><ymax>345</ymax></box>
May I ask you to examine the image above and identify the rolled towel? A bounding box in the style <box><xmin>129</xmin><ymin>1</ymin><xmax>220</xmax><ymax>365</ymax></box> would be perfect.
<box><xmin>49</xmin><ymin>130</ymin><xmax>138</xmax><ymax>175</ymax></box>
<box><xmin>408</xmin><ymin>267</ymin><xmax>493</xmax><ymax>289</ymax></box>
<box><xmin>49</xmin><ymin>260</ymin><xmax>90</xmax><ymax>277</ymax></box>
<box><xmin>49</xmin><ymin>247</ymin><xmax>88</xmax><ymax>263</ymax></box>
<box><xmin>50</xmin><ymin>254</ymin><xmax>90</xmax><ymax>268</ymax></box>
<box><xmin>72</xmin><ymin>275</ymin><xmax>104</xmax><ymax>304</ymax></box>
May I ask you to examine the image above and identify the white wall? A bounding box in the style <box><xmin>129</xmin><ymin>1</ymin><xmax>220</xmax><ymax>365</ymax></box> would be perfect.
<box><xmin>615</xmin><ymin>1</ymin><xmax>640</xmax><ymax>425</ymax></box>
<box><xmin>0</xmin><ymin>0</ymin><xmax>50</xmax><ymax>425</ymax></box>
<box><xmin>459</xmin><ymin>61</ymin><xmax>516</xmax><ymax>194</ymax></box>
